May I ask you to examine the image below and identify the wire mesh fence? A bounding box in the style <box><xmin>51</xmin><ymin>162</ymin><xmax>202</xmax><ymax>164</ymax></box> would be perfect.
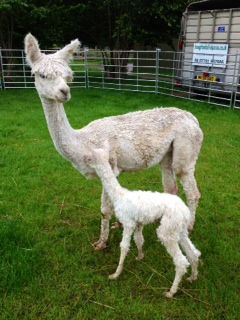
<box><xmin>1</xmin><ymin>48</ymin><xmax>240</xmax><ymax>109</ymax></box>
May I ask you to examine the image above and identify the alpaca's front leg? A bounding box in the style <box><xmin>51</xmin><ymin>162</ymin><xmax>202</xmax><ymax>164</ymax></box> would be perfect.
<box><xmin>109</xmin><ymin>225</ymin><xmax>135</xmax><ymax>279</ymax></box>
<box><xmin>94</xmin><ymin>189</ymin><xmax>114</xmax><ymax>250</ymax></box>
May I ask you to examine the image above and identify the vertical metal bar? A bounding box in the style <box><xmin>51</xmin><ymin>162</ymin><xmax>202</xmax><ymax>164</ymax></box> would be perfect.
<box><xmin>233</xmin><ymin>54</ymin><xmax>240</xmax><ymax>109</ymax></box>
<box><xmin>101</xmin><ymin>50</ymin><xmax>105</xmax><ymax>89</ymax></box>
<box><xmin>211</xmin><ymin>11</ymin><xmax>216</xmax><ymax>42</ymax></box>
<box><xmin>155</xmin><ymin>48</ymin><xmax>160</xmax><ymax>94</ymax></box>
<box><xmin>118</xmin><ymin>52</ymin><xmax>121</xmax><ymax>90</ymax></box>
<box><xmin>196</xmin><ymin>11</ymin><xmax>201</xmax><ymax>41</ymax></box>
<box><xmin>84</xmin><ymin>48</ymin><xmax>89</xmax><ymax>89</ymax></box>
<box><xmin>208</xmin><ymin>52</ymin><xmax>215</xmax><ymax>103</ymax></box>
<box><xmin>208</xmin><ymin>12</ymin><xmax>216</xmax><ymax>103</ymax></box>
<box><xmin>188</xmin><ymin>48</ymin><xmax>193</xmax><ymax>99</ymax></box>
<box><xmin>231</xmin><ymin>54</ymin><xmax>236</xmax><ymax>108</ymax></box>
<box><xmin>171</xmin><ymin>51</ymin><xmax>176</xmax><ymax>95</ymax></box>
<box><xmin>22</xmin><ymin>50</ymin><xmax>27</xmax><ymax>88</ymax></box>
<box><xmin>227</xmin><ymin>9</ymin><xmax>233</xmax><ymax>43</ymax></box>
<box><xmin>0</xmin><ymin>48</ymin><xmax>5</xmax><ymax>90</ymax></box>
<box><xmin>136</xmin><ymin>51</ymin><xmax>139</xmax><ymax>91</ymax></box>
<box><xmin>190</xmin><ymin>11</ymin><xmax>202</xmax><ymax>98</ymax></box>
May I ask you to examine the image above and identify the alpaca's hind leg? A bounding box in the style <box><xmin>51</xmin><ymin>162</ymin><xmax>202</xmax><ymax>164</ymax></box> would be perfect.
<box><xmin>109</xmin><ymin>225</ymin><xmax>135</xmax><ymax>280</ymax></box>
<box><xmin>172</xmin><ymin>135</ymin><xmax>202</xmax><ymax>231</ymax></box>
<box><xmin>133</xmin><ymin>224</ymin><xmax>144</xmax><ymax>260</ymax></box>
<box><xmin>180</xmin><ymin>235</ymin><xmax>201</xmax><ymax>282</ymax></box>
<box><xmin>94</xmin><ymin>189</ymin><xmax>114</xmax><ymax>250</ymax></box>
<box><xmin>179</xmin><ymin>170</ymin><xmax>201</xmax><ymax>230</ymax></box>
<box><xmin>160</xmin><ymin>152</ymin><xmax>178</xmax><ymax>194</ymax></box>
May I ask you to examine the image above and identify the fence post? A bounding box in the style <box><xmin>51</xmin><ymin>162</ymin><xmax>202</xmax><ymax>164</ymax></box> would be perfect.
<box><xmin>118</xmin><ymin>51</ymin><xmax>121</xmax><ymax>90</ymax></box>
<box><xmin>101</xmin><ymin>50</ymin><xmax>105</xmax><ymax>89</ymax></box>
<box><xmin>232</xmin><ymin>53</ymin><xmax>240</xmax><ymax>109</ymax></box>
<box><xmin>136</xmin><ymin>51</ymin><xmax>139</xmax><ymax>91</ymax></box>
<box><xmin>0</xmin><ymin>48</ymin><xmax>5</xmax><ymax>90</ymax></box>
<box><xmin>155</xmin><ymin>48</ymin><xmax>161</xmax><ymax>94</ymax></box>
<box><xmin>84</xmin><ymin>47</ymin><xmax>89</xmax><ymax>89</ymax></box>
<box><xmin>22</xmin><ymin>50</ymin><xmax>27</xmax><ymax>88</ymax></box>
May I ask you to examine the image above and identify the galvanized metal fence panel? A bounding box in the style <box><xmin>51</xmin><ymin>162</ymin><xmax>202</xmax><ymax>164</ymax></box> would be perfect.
<box><xmin>0</xmin><ymin>48</ymin><xmax>86</xmax><ymax>89</ymax></box>
<box><xmin>0</xmin><ymin>49</ymin><xmax>33</xmax><ymax>89</ymax></box>
<box><xmin>1</xmin><ymin>47</ymin><xmax>240</xmax><ymax>109</ymax></box>
<box><xmin>85</xmin><ymin>49</ymin><xmax>158</xmax><ymax>93</ymax></box>
<box><xmin>169</xmin><ymin>50</ymin><xmax>240</xmax><ymax>108</ymax></box>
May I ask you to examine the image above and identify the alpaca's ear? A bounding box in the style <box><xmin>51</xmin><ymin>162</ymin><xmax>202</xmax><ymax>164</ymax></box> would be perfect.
<box><xmin>24</xmin><ymin>33</ymin><xmax>41</xmax><ymax>67</ymax></box>
<box><xmin>54</xmin><ymin>39</ymin><xmax>81</xmax><ymax>62</ymax></box>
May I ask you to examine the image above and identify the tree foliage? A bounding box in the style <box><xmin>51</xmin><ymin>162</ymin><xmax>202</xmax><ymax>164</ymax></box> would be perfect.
<box><xmin>0</xmin><ymin>0</ymin><xmax>192</xmax><ymax>49</ymax></box>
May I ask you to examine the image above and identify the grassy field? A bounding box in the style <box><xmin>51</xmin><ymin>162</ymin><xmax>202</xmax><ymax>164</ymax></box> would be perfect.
<box><xmin>0</xmin><ymin>88</ymin><xmax>240</xmax><ymax>319</ymax></box>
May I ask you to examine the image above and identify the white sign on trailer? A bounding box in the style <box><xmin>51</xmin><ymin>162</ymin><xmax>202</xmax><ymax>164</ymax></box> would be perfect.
<box><xmin>192</xmin><ymin>43</ymin><xmax>228</xmax><ymax>68</ymax></box>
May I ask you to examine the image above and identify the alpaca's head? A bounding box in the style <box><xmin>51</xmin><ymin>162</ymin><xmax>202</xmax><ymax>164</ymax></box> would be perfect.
<box><xmin>24</xmin><ymin>33</ymin><xmax>80</xmax><ymax>103</ymax></box>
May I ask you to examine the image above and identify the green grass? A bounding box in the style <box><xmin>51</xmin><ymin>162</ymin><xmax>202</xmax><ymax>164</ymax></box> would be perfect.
<box><xmin>0</xmin><ymin>88</ymin><xmax>240</xmax><ymax>319</ymax></box>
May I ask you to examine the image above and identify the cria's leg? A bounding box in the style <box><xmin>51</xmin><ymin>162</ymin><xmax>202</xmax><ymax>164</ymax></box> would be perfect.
<box><xmin>163</xmin><ymin>240</ymin><xmax>189</xmax><ymax>298</ymax></box>
<box><xmin>94</xmin><ymin>189</ymin><xmax>114</xmax><ymax>250</ymax></box>
<box><xmin>160</xmin><ymin>152</ymin><xmax>178</xmax><ymax>195</ymax></box>
<box><xmin>109</xmin><ymin>225</ymin><xmax>135</xmax><ymax>280</ymax></box>
<box><xmin>179</xmin><ymin>170</ymin><xmax>201</xmax><ymax>231</ymax></box>
<box><xmin>179</xmin><ymin>235</ymin><xmax>201</xmax><ymax>282</ymax></box>
<box><xmin>157</xmin><ymin>224</ymin><xmax>189</xmax><ymax>298</ymax></box>
<box><xmin>133</xmin><ymin>224</ymin><xmax>144</xmax><ymax>260</ymax></box>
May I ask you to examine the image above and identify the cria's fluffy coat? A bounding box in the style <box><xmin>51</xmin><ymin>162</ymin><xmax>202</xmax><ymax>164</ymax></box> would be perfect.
<box><xmin>24</xmin><ymin>33</ymin><xmax>203</xmax><ymax>251</ymax></box>
<box><xmin>87</xmin><ymin>146</ymin><xmax>201</xmax><ymax>298</ymax></box>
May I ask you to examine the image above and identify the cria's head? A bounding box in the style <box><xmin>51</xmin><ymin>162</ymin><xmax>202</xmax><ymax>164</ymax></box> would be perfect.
<box><xmin>24</xmin><ymin>33</ymin><xmax>80</xmax><ymax>103</ymax></box>
<box><xmin>84</xmin><ymin>141</ymin><xmax>110</xmax><ymax>168</ymax></box>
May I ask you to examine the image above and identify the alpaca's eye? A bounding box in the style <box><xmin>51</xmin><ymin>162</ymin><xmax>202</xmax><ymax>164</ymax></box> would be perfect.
<box><xmin>39</xmin><ymin>74</ymin><xmax>46</xmax><ymax>79</ymax></box>
<box><xmin>66</xmin><ymin>75</ymin><xmax>73</xmax><ymax>82</ymax></box>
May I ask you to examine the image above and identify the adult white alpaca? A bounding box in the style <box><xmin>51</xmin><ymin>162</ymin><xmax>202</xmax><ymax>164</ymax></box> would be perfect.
<box><xmin>24</xmin><ymin>33</ymin><xmax>203</xmax><ymax>250</ymax></box>
<box><xmin>86</xmin><ymin>145</ymin><xmax>201</xmax><ymax>298</ymax></box>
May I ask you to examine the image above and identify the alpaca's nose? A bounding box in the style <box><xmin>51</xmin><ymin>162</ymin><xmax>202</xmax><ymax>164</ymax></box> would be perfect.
<box><xmin>58</xmin><ymin>86</ymin><xmax>70</xmax><ymax>102</ymax></box>
<box><xmin>60</xmin><ymin>88</ymin><xmax>68</xmax><ymax>97</ymax></box>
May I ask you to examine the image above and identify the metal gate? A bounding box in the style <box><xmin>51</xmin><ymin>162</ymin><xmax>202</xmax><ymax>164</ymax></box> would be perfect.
<box><xmin>1</xmin><ymin>48</ymin><xmax>240</xmax><ymax>109</ymax></box>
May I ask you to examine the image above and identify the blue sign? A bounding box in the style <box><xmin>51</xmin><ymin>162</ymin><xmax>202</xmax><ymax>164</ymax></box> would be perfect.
<box><xmin>218</xmin><ymin>26</ymin><xmax>225</xmax><ymax>32</ymax></box>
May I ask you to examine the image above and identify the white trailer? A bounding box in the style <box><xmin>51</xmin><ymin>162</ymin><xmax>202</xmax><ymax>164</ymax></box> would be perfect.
<box><xmin>177</xmin><ymin>0</ymin><xmax>240</xmax><ymax>94</ymax></box>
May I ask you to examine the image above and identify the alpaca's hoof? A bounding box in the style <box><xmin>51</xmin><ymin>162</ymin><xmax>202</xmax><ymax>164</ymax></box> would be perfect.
<box><xmin>109</xmin><ymin>273</ymin><xmax>119</xmax><ymax>280</ymax></box>
<box><xmin>187</xmin><ymin>274</ymin><xmax>197</xmax><ymax>283</ymax></box>
<box><xmin>93</xmin><ymin>240</ymin><xmax>107</xmax><ymax>251</ymax></box>
<box><xmin>188</xmin><ymin>221</ymin><xmax>195</xmax><ymax>232</ymax></box>
<box><xmin>164</xmin><ymin>291</ymin><xmax>174</xmax><ymax>299</ymax></box>
<box><xmin>111</xmin><ymin>222</ymin><xmax>123</xmax><ymax>230</ymax></box>
<box><xmin>136</xmin><ymin>253</ymin><xmax>144</xmax><ymax>261</ymax></box>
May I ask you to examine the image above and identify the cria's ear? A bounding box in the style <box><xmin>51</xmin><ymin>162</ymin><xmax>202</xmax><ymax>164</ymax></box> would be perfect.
<box><xmin>92</xmin><ymin>148</ymin><xmax>108</xmax><ymax>162</ymax></box>
<box><xmin>54</xmin><ymin>39</ymin><xmax>81</xmax><ymax>62</ymax></box>
<box><xmin>24</xmin><ymin>33</ymin><xmax>42</xmax><ymax>67</ymax></box>
<box><xmin>102</xmin><ymin>140</ymin><xmax>110</xmax><ymax>155</ymax></box>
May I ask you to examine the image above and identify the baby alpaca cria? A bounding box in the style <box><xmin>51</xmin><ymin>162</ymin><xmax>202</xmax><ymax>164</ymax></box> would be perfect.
<box><xmin>86</xmin><ymin>145</ymin><xmax>201</xmax><ymax>298</ymax></box>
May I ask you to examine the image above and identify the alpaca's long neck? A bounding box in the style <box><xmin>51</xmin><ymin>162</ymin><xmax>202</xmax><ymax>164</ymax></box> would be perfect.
<box><xmin>95</xmin><ymin>162</ymin><xmax>123</xmax><ymax>203</ymax></box>
<box><xmin>41</xmin><ymin>97</ymin><xmax>77</xmax><ymax>159</ymax></box>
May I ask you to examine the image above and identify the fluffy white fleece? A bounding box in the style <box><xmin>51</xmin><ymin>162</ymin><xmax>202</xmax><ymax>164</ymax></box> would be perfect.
<box><xmin>87</xmin><ymin>146</ymin><xmax>201</xmax><ymax>298</ymax></box>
